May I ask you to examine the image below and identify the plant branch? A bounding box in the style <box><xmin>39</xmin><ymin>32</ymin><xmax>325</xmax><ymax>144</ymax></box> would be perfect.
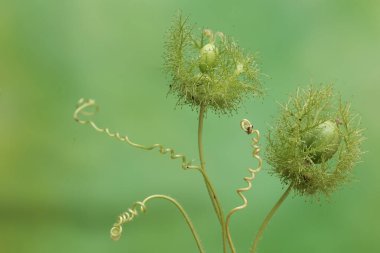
<box><xmin>250</xmin><ymin>182</ymin><xmax>294</xmax><ymax>253</ymax></box>
<box><xmin>197</xmin><ymin>104</ymin><xmax>228</xmax><ymax>253</ymax></box>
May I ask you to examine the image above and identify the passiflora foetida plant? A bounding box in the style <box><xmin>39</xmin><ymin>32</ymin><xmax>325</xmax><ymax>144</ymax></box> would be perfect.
<box><xmin>74</xmin><ymin>13</ymin><xmax>364</xmax><ymax>253</ymax></box>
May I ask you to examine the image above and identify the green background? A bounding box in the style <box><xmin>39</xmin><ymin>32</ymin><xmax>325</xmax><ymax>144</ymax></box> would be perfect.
<box><xmin>1</xmin><ymin>0</ymin><xmax>379</xmax><ymax>252</ymax></box>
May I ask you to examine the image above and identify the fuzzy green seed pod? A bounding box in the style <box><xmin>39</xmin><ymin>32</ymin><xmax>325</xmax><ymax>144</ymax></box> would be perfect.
<box><xmin>164</xmin><ymin>13</ymin><xmax>263</xmax><ymax>115</ymax></box>
<box><xmin>302</xmin><ymin>120</ymin><xmax>341</xmax><ymax>164</ymax></box>
<box><xmin>267</xmin><ymin>85</ymin><xmax>363</xmax><ymax>197</ymax></box>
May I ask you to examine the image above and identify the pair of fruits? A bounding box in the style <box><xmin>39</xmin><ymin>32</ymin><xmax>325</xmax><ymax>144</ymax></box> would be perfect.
<box><xmin>199</xmin><ymin>42</ymin><xmax>342</xmax><ymax>164</ymax></box>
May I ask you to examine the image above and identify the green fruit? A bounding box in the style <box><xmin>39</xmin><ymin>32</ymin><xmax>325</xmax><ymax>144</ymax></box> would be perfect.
<box><xmin>302</xmin><ymin>120</ymin><xmax>341</xmax><ymax>164</ymax></box>
<box><xmin>199</xmin><ymin>43</ymin><xmax>218</xmax><ymax>73</ymax></box>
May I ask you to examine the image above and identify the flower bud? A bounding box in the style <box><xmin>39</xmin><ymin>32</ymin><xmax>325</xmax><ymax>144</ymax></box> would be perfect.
<box><xmin>199</xmin><ymin>43</ymin><xmax>218</xmax><ymax>73</ymax></box>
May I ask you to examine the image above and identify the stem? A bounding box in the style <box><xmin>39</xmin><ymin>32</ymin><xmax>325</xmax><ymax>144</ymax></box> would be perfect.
<box><xmin>197</xmin><ymin>105</ymin><xmax>228</xmax><ymax>253</ymax></box>
<box><xmin>143</xmin><ymin>195</ymin><xmax>205</xmax><ymax>253</ymax></box>
<box><xmin>250</xmin><ymin>183</ymin><xmax>294</xmax><ymax>253</ymax></box>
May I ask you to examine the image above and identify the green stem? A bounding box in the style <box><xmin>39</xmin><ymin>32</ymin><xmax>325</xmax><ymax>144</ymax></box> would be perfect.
<box><xmin>143</xmin><ymin>195</ymin><xmax>205</xmax><ymax>253</ymax></box>
<box><xmin>250</xmin><ymin>183</ymin><xmax>294</xmax><ymax>253</ymax></box>
<box><xmin>198</xmin><ymin>106</ymin><xmax>223</xmax><ymax>221</ymax></box>
<box><xmin>197</xmin><ymin>105</ymin><xmax>228</xmax><ymax>253</ymax></box>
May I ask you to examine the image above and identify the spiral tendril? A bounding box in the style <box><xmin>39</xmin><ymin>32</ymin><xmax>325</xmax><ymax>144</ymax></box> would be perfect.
<box><xmin>110</xmin><ymin>194</ymin><xmax>205</xmax><ymax>253</ymax></box>
<box><xmin>225</xmin><ymin>119</ymin><xmax>263</xmax><ymax>253</ymax></box>
<box><xmin>73</xmin><ymin>98</ymin><xmax>200</xmax><ymax>170</ymax></box>
<box><xmin>110</xmin><ymin>201</ymin><xmax>146</xmax><ymax>241</ymax></box>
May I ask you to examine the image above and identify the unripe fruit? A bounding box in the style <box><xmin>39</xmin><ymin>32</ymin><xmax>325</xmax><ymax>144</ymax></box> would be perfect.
<box><xmin>302</xmin><ymin>120</ymin><xmax>341</xmax><ymax>164</ymax></box>
<box><xmin>199</xmin><ymin>43</ymin><xmax>218</xmax><ymax>73</ymax></box>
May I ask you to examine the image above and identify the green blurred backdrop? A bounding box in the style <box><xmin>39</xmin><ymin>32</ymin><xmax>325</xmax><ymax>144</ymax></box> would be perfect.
<box><xmin>1</xmin><ymin>0</ymin><xmax>379</xmax><ymax>252</ymax></box>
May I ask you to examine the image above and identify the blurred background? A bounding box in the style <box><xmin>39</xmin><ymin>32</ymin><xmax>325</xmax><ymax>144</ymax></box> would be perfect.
<box><xmin>1</xmin><ymin>0</ymin><xmax>379</xmax><ymax>252</ymax></box>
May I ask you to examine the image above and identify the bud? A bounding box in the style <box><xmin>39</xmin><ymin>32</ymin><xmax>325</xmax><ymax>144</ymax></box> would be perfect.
<box><xmin>203</xmin><ymin>29</ymin><xmax>213</xmax><ymax>38</ymax></box>
<box><xmin>302</xmin><ymin>120</ymin><xmax>341</xmax><ymax>164</ymax></box>
<box><xmin>199</xmin><ymin>43</ymin><xmax>218</xmax><ymax>73</ymax></box>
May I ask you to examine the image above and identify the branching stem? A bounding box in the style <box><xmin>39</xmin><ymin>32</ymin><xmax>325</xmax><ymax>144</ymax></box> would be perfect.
<box><xmin>250</xmin><ymin>182</ymin><xmax>294</xmax><ymax>253</ymax></box>
<box><xmin>197</xmin><ymin>105</ymin><xmax>228</xmax><ymax>253</ymax></box>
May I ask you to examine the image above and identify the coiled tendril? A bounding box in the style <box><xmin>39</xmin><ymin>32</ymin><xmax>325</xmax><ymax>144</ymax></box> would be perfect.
<box><xmin>110</xmin><ymin>194</ymin><xmax>205</xmax><ymax>253</ymax></box>
<box><xmin>110</xmin><ymin>201</ymin><xmax>146</xmax><ymax>241</ymax></box>
<box><xmin>74</xmin><ymin>98</ymin><xmax>200</xmax><ymax>170</ymax></box>
<box><xmin>225</xmin><ymin>119</ymin><xmax>263</xmax><ymax>253</ymax></box>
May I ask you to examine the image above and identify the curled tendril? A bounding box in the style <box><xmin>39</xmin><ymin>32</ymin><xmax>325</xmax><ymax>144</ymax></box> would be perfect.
<box><xmin>74</xmin><ymin>98</ymin><xmax>200</xmax><ymax>170</ymax></box>
<box><xmin>225</xmin><ymin>119</ymin><xmax>263</xmax><ymax>253</ymax></box>
<box><xmin>110</xmin><ymin>194</ymin><xmax>205</xmax><ymax>253</ymax></box>
<box><xmin>110</xmin><ymin>201</ymin><xmax>146</xmax><ymax>241</ymax></box>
